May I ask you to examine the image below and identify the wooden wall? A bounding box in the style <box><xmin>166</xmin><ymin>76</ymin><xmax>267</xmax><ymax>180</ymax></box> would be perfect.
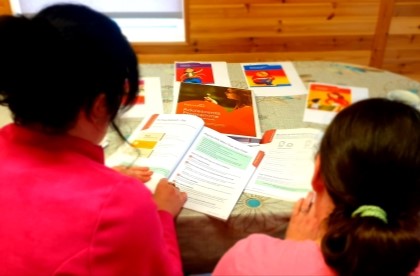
<box><xmin>136</xmin><ymin>0</ymin><xmax>380</xmax><ymax>66</ymax></box>
<box><xmin>0</xmin><ymin>0</ymin><xmax>10</xmax><ymax>15</ymax></box>
<box><xmin>1</xmin><ymin>0</ymin><xmax>419</xmax><ymax>81</ymax></box>
<box><xmin>384</xmin><ymin>0</ymin><xmax>420</xmax><ymax>81</ymax></box>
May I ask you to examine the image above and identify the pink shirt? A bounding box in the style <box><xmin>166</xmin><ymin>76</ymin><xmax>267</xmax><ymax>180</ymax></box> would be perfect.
<box><xmin>0</xmin><ymin>124</ymin><xmax>183</xmax><ymax>276</ymax></box>
<box><xmin>213</xmin><ymin>234</ymin><xmax>420</xmax><ymax>276</ymax></box>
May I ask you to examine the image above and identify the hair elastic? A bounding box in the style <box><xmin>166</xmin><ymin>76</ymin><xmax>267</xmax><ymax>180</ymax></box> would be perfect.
<box><xmin>351</xmin><ymin>205</ymin><xmax>388</xmax><ymax>224</ymax></box>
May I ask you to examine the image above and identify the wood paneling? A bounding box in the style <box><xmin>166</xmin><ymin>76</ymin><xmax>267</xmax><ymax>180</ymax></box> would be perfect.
<box><xmin>384</xmin><ymin>0</ymin><xmax>420</xmax><ymax>80</ymax></box>
<box><xmin>1</xmin><ymin>0</ymin><xmax>419</xmax><ymax>81</ymax></box>
<box><xmin>135</xmin><ymin>50</ymin><xmax>371</xmax><ymax>65</ymax></box>
<box><xmin>132</xmin><ymin>0</ymin><xmax>381</xmax><ymax>70</ymax></box>
<box><xmin>0</xmin><ymin>0</ymin><xmax>11</xmax><ymax>15</ymax></box>
<box><xmin>369</xmin><ymin>0</ymin><xmax>395</xmax><ymax>68</ymax></box>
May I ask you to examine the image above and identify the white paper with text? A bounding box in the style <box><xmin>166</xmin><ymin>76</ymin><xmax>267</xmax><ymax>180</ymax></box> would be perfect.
<box><xmin>169</xmin><ymin>127</ymin><xmax>263</xmax><ymax>220</ymax></box>
<box><xmin>245</xmin><ymin>128</ymin><xmax>323</xmax><ymax>202</ymax></box>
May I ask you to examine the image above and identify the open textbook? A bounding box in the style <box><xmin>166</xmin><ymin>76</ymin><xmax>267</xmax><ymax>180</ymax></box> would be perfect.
<box><xmin>245</xmin><ymin>128</ymin><xmax>323</xmax><ymax>201</ymax></box>
<box><xmin>106</xmin><ymin>114</ymin><xmax>265</xmax><ymax>220</ymax></box>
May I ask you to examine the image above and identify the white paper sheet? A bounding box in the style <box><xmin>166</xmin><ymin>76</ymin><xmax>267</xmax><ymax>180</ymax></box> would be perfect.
<box><xmin>245</xmin><ymin>128</ymin><xmax>323</xmax><ymax>202</ymax></box>
<box><xmin>121</xmin><ymin>77</ymin><xmax>163</xmax><ymax>118</ymax></box>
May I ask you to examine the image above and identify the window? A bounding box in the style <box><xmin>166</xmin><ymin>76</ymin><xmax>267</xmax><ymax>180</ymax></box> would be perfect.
<box><xmin>9</xmin><ymin>0</ymin><xmax>186</xmax><ymax>43</ymax></box>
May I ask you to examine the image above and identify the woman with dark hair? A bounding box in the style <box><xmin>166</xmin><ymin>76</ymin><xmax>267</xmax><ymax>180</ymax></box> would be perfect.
<box><xmin>214</xmin><ymin>98</ymin><xmax>420</xmax><ymax>275</ymax></box>
<box><xmin>224</xmin><ymin>88</ymin><xmax>252</xmax><ymax>110</ymax></box>
<box><xmin>0</xmin><ymin>4</ymin><xmax>186</xmax><ymax>275</ymax></box>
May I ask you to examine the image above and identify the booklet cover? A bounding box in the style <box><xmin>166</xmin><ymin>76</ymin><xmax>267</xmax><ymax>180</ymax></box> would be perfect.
<box><xmin>106</xmin><ymin>114</ymin><xmax>265</xmax><ymax>220</ymax></box>
<box><xmin>241</xmin><ymin>62</ymin><xmax>307</xmax><ymax>96</ymax></box>
<box><xmin>174</xmin><ymin>82</ymin><xmax>261</xmax><ymax>139</ymax></box>
<box><xmin>172</xmin><ymin>61</ymin><xmax>231</xmax><ymax>112</ymax></box>
<box><xmin>303</xmin><ymin>82</ymin><xmax>369</xmax><ymax>124</ymax></box>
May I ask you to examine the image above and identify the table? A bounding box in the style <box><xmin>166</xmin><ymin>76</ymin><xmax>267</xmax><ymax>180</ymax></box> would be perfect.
<box><xmin>105</xmin><ymin>61</ymin><xmax>420</xmax><ymax>274</ymax></box>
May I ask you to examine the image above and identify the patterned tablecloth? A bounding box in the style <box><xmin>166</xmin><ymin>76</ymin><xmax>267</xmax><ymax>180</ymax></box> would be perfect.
<box><xmin>105</xmin><ymin>61</ymin><xmax>420</xmax><ymax>274</ymax></box>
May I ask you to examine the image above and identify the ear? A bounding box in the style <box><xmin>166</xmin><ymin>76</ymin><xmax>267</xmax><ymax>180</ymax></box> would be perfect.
<box><xmin>90</xmin><ymin>93</ymin><xmax>109</xmax><ymax>122</ymax></box>
<box><xmin>311</xmin><ymin>155</ymin><xmax>325</xmax><ymax>193</ymax></box>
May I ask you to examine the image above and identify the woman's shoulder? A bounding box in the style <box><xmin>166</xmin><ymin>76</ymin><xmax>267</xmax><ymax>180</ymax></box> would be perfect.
<box><xmin>233</xmin><ymin>233</ymin><xmax>321</xmax><ymax>256</ymax></box>
<box><xmin>213</xmin><ymin>234</ymin><xmax>335</xmax><ymax>276</ymax></box>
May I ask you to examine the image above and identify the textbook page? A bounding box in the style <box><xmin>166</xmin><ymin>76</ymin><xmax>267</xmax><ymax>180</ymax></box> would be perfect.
<box><xmin>106</xmin><ymin>114</ymin><xmax>205</xmax><ymax>190</ymax></box>
<box><xmin>245</xmin><ymin>128</ymin><xmax>323</xmax><ymax>202</ymax></box>
<box><xmin>169</xmin><ymin>127</ymin><xmax>265</xmax><ymax>220</ymax></box>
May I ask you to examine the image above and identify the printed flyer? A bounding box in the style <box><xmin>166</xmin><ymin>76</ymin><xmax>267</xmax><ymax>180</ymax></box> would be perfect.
<box><xmin>241</xmin><ymin>62</ymin><xmax>307</xmax><ymax>96</ymax></box>
<box><xmin>303</xmin><ymin>82</ymin><xmax>369</xmax><ymax>124</ymax></box>
<box><xmin>174</xmin><ymin>82</ymin><xmax>261</xmax><ymax>139</ymax></box>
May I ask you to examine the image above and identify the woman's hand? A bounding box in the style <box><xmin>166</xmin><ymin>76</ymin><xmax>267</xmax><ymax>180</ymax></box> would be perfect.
<box><xmin>204</xmin><ymin>96</ymin><xmax>218</xmax><ymax>104</ymax></box>
<box><xmin>113</xmin><ymin>166</ymin><xmax>153</xmax><ymax>183</ymax></box>
<box><xmin>285</xmin><ymin>191</ymin><xmax>320</xmax><ymax>241</ymax></box>
<box><xmin>153</xmin><ymin>179</ymin><xmax>187</xmax><ymax>217</ymax></box>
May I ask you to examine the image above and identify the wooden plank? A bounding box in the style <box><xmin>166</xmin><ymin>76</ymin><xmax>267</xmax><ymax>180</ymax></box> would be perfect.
<box><xmin>191</xmin><ymin>0</ymin><xmax>378</xmax><ymax>4</ymax></box>
<box><xmin>389</xmin><ymin>17</ymin><xmax>420</xmax><ymax>34</ymax></box>
<box><xmin>133</xmin><ymin>35</ymin><xmax>373</xmax><ymax>54</ymax></box>
<box><xmin>0</xmin><ymin>0</ymin><xmax>11</xmax><ymax>14</ymax></box>
<box><xmin>190</xmin><ymin>18</ymin><xmax>377</xmax><ymax>38</ymax></box>
<box><xmin>190</xmin><ymin>3</ymin><xmax>379</xmax><ymax>18</ymax></box>
<box><xmin>370</xmin><ymin>0</ymin><xmax>395</xmax><ymax>68</ymax></box>
<box><xmin>386</xmin><ymin>34</ymin><xmax>420</xmax><ymax>50</ymax></box>
<box><xmin>394</xmin><ymin>3</ymin><xmax>420</xmax><ymax>16</ymax></box>
<box><xmin>383</xmin><ymin>49</ymin><xmax>420</xmax><ymax>81</ymax></box>
<box><xmin>395</xmin><ymin>0</ymin><xmax>420</xmax><ymax>3</ymax></box>
<box><xmin>385</xmin><ymin>49</ymin><xmax>420</xmax><ymax>61</ymax></box>
<box><xmin>136</xmin><ymin>50</ymin><xmax>371</xmax><ymax>66</ymax></box>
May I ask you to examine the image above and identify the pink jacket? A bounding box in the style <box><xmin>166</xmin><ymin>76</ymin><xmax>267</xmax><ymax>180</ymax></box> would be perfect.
<box><xmin>213</xmin><ymin>234</ymin><xmax>420</xmax><ymax>276</ymax></box>
<box><xmin>0</xmin><ymin>124</ymin><xmax>183</xmax><ymax>275</ymax></box>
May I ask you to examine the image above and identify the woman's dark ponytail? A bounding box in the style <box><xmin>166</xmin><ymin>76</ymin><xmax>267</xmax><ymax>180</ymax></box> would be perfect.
<box><xmin>318</xmin><ymin>98</ymin><xmax>420</xmax><ymax>276</ymax></box>
<box><xmin>321</xmin><ymin>206</ymin><xmax>420</xmax><ymax>276</ymax></box>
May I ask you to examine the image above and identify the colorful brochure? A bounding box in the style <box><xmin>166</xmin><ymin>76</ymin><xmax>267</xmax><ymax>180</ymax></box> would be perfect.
<box><xmin>303</xmin><ymin>82</ymin><xmax>369</xmax><ymax>124</ymax></box>
<box><xmin>174</xmin><ymin>82</ymin><xmax>261</xmax><ymax>139</ymax></box>
<box><xmin>173</xmin><ymin>61</ymin><xmax>231</xmax><ymax>111</ymax></box>
<box><xmin>241</xmin><ymin>62</ymin><xmax>307</xmax><ymax>96</ymax></box>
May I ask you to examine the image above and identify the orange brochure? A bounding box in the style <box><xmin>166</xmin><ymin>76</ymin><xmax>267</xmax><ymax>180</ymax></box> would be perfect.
<box><xmin>175</xmin><ymin>82</ymin><xmax>261</xmax><ymax>139</ymax></box>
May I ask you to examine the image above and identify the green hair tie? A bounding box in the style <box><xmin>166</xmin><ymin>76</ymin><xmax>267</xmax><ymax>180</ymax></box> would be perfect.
<box><xmin>351</xmin><ymin>205</ymin><xmax>388</xmax><ymax>224</ymax></box>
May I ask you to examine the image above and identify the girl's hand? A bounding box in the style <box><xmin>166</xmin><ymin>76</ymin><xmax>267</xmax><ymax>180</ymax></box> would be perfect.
<box><xmin>113</xmin><ymin>166</ymin><xmax>153</xmax><ymax>183</ymax></box>
<box><xmin>153</xmin><ymin>179</ymin><xmax>187</xmax><ymax>217</ymax></box>
<box><xmin>285</xmin><ymin>191</ymin><xmax>320</xmax><ymax>241</ymax></box>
